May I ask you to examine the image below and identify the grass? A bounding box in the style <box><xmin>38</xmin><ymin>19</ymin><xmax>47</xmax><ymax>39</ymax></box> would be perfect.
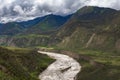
<box><xmin>14</xmin><ymin>34</ymin><xmax>50</xmax><ymax>38</ymax></box>
<box><xmin>0</xmin><ymin>46</ymin><xmax>120</xmax><ymax>80</ymax></box>
<box><xmin>0</xmin><ymin>71</ymin><xmax>17</xmax><ymax>80</ymax></box>
<box><xmin>77</xmin><ymin>49</ymin><xmax>120</xmax><ymax>66</ymax></box>
<box><xmin>0</xmin><ymin>47</ymin><xmax>55</xmax><ymax>80</ymax></box>
<box><xmin>50</xmin><ymin>46</ymin><xmax>120</xmax><ymax>80</ymax></box>
<box><xmin>74</xmin><ymin>49</ymin><xmax>120</xmax><ymax>80</ymax></box>
<box><xmin>77</xmin><ymin>63</ymin><xmax>120</xmax><ymax>80</ymax></box>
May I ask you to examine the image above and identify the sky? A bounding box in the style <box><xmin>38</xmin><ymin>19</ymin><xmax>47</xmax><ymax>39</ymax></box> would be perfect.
<box><xmin>0</xmin><ymin>0</ymin><xmax>120</xmax><ymax>23</ymax></box>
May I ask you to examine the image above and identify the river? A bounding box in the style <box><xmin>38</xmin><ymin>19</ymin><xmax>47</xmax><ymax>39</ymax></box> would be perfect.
<box><xmin>38</xmin><ymin>51</ymin><xmax>81</xmax><ymax>80</ymax></box>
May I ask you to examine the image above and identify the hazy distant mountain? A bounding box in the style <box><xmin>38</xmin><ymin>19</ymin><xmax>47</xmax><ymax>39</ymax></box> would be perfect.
<box><xmin>16</xmin><ymin>16</ymin><xmax>46</xmax><ymax>28</ymax></box>
<box><xmin>0</xmin><ymin>23</ymin><xmax>23</xmax><ymax>35</ymax></box>
<box><xmin>0</xmin><ymin>14</ymin><xmax>72</xmax><ymax>35</ymax></box>
<box><xmin>24</xmin><ymin>14</ymin><xmax>72</xmax><ymax>34</ymax></box>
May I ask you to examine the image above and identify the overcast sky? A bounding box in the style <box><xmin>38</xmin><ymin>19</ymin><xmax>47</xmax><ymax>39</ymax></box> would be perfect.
<box><xmin>0</xmin><ymin>0</ymin><xmax>120</xmax><ymax>23</ymax></box>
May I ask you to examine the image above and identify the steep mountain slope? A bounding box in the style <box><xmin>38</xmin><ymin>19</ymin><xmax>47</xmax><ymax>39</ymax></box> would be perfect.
<box><xmin>0</xmin><ymin>34</ymin><xmax>51</xmax><ymax>47</ymax></box>
<box><xmin>0</xmin><ymin>47</ymin><xmax>54</xmax><ymax>80</ymax></box>
<box><xmin>25</xmin><ymin>14</ymin><xmax>72</xmax><ymax>34</ymax></box>
<box><xmin>56</xmin><ymin>6</ymin><xmax>120</xmax><ymax>52</ymax></box>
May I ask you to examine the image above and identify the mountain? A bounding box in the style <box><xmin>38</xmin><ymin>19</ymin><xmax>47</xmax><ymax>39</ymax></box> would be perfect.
<box><xmin>56</xmin><ymin>6</ymin><xmax>120</xmax><ymax>52</ymax></box>
<box><xmin>0</xmin><ymin>14</ymin><xmax>71</xmax><ymax>47</ymax></box>
<box><xmin>0</xmin><ymin>6</ymin><xmax>120</xmax><ymax>52</ymax></box>
<box><xmin>0</xmin><ymin>23</ymin><xmax>23</xmax><ymax>35</ymax></box>
<box><xmin>16</xmin><ymin>16</ymin><xmax>46</xmax><ymax>28</ymax></box>
<box><xmin>0</xmin><ymin>14</ymin><xmax>72</xmax><ymax>35</ymax></box>
<box><xmin>25</xmin><ymin>14</ymin><xmax>72</xmax><ymax>34</ymax></box>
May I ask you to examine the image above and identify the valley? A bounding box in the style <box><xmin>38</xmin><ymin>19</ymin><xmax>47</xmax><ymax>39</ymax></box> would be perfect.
<box><xmin>0</xmin><ymin>6</ymin><xmax>120</xmax><ymax>80</ymax></box>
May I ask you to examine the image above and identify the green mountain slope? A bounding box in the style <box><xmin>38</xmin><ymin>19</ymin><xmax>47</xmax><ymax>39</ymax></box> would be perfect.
<box><xmin>25</xmin><ymin>14</ymin><xmax>71</xmax><ymax>34</ymax></box>
<box><xmin>0</xmin><ymin>6</ymin><xmax>120</xmax><ymax>51</ymax></box>
<box><xmin>0</xmin><ymin>23</ymin><xmax>23</xmax><ymax>35</ymax></box>
<box><xmin>56</xmin><ymin>6</ymin><xmax>120</xmax><ymax>53</ymax></box>
<box><xmin>55</xmin><ymin>7</ymin><xmax>120</xmax><ymax>80</ymax></box>
<box><xmin>0</xmin><ymin>14</ymin><xmax>71</xmax><ymax>47</ymax></box>
<box><xmin>0</xmin><ymin>14</ymin><xmax>71</xmax><ymax>35</ymax></box>
<box><xmin>0</xmin><ymin>47</ymin><xmax>54</xmax><ymax>80</ymax></box>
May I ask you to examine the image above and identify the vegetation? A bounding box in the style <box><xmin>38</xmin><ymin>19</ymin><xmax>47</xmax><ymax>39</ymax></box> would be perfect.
<box><xmin>25</xmin><ymin>14</ymin><xmax>71</xmax><ymax>34</ymax></box>
<box><xmin>52</xmin><ymin>46</ymin><xmax>120</xmax><ymax>80</ymax></box>
<box><xmin>57</xmin><ymin>6</ymin><xmax>120</xmax><ymax>53</ymax></box>
<box><xmin>0</xmin><ymin>6</ymin><xmax>120</xmax><ymax>80</ymax></box>
<box><xmin>0</xmin><ymin>47</ymin><xmax>54</xmax><ymax>80</ymax></box>
<box><xmin>37</xmin><ymin>45</ymin><xmax>120</xmax><ymax>80</ymax></box>
<box><xmin>76</xmin><ymin>49</ymin><xmax>120</xmax><ymax>80</ymax></box>
<box><xmin>0</xmin><ymin>34</ymin><xmax>51</xmax><ymax>47</ymax></box>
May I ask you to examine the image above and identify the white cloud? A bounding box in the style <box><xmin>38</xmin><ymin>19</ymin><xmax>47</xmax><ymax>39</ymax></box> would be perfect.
<box><xmin>13</xmin><ymin>5</ymin><xmax>24</xmax><ymax>15</ymax></box>
<box><xmin>88</xmin><ymin>0</ymin><xmax>120</xmax><ymax>10</ymax></box>
<box><xmin>0</xmin><ymin>0</ymin><xmax>119</xmax><ymax>23</ymax></box>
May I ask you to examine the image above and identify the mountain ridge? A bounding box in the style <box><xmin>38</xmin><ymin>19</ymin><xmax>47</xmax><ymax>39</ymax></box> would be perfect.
<box><xmin>0</xmin><ymin>14</ymin><xmax>72</xmax><ymax>35</ymax></box>
<box><xmin>56</xmin><ymin>6</ymin><xmax>120</xmax><ymax>52</ymax></box>
<box><xmin>0</xmin><ymin>6</ymin><xmax>120</xmax><ymax>52</ymax></box>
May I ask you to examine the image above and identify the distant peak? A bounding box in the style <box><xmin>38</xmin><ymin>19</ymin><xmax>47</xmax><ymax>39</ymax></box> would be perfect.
<box><xmin>81</xmin><ymin>6</ymin><xmax>117</xmax><ymax>10</ymax></box>
<box><xmin>76</xmin><ymin>6</ymin><xmax>117</xmax><ymax>15</ymax></box>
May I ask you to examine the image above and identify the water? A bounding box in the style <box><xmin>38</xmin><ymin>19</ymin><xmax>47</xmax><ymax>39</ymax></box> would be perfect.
<box><xmin>38</xmin><ymin>51</ymin><xmax>81</xmax><ymax>80</ymax></box>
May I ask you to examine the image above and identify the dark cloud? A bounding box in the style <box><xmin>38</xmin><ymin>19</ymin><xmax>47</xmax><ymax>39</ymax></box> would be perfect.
<box><xmin>0</xmin><ymin>0</ymin><xmax>119</xmax><ymax>23</ymax></box>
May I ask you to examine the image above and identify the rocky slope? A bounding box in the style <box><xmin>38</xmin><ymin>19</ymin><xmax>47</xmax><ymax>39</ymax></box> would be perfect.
<box><xmin>56</xmin><ymin>6</ymin><xmax>120</xmax><ymax>53</ymax></box>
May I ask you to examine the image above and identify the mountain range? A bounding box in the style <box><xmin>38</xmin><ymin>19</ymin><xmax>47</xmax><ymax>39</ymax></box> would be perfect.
<box><xmin>0</xmin><ymin>14</ymin><xmax>71</xmax><ymax>35</ymax></box>
<box><xmin>0</xmin><ymin>6</ymin><xmax>120</xmax><ymax>53</ymax></box>
<box><xmin>0</xmin><ymin>6</ymin><xmax>120</xmax><ymax>80</ymax></box>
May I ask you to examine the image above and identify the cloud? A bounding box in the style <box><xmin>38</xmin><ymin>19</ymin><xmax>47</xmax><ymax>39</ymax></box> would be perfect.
<box><xmin>87</xmin><ymin>0</ymin><xmax>120</xmax><ymax>10</ymax></box>
<box><xmin>0</xmin><ymin>0</ymin><xmax>119</xmax><ymax>23</ymax></box>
